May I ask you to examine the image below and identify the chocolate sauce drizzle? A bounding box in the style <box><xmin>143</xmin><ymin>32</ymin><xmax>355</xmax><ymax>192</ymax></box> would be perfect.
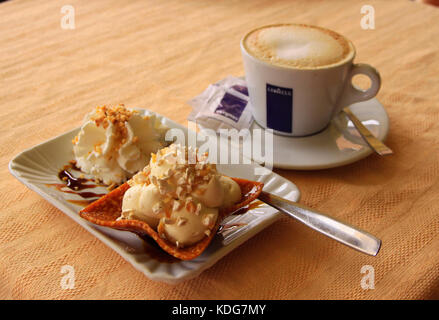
<box><xmin>46</xmin><ymin>161</ymin><xmax>106</xmax><ymax>206</ymax></box>
<box><xmin>217</xmin><ymin>200</ymin><xmax>264</xmax><ymax>234</ymax></box>
<box><xmin>230</xmin><ymin>200</ymin><xmax>264</xmax><ymax>216</ymax></box>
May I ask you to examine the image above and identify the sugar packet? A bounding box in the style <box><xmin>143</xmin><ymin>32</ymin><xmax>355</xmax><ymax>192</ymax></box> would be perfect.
<box><xmin>187</xmin><ymin>76</ymin><xmax>253</xmax><ymax>132</ymax></box>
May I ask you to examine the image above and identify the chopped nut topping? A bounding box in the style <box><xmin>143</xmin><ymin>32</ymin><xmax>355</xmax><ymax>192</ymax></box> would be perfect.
<box><xmin>185</xmin><ymin>198</ymin><xmax>196</xmax><ymax>213</ymax></box>
<box><xmin>130</xmin><ymin>169</ymin><xmax>150</xmax><ymax>186</ymax></box>
<box><xmin>72</xmin><ymin>136</ymin><xmax>79</xmax><ymax>145</ymax></box>
<box><xmin>177</xmin><ymin>176</ymin><xmax>186</xmax><ymax>185</ymax></box>
<box><xmin>90</xmin><ymin>105</ymin><xmax>134</xmax><ymax>152</ymax></box>
<box><xmin>176</xmin><ymin>186</ymin><xmax>185</xmax><ymax>199</ymax></box>
<box><xmin>202</xmin><ymin>213</ymin><xmax>215</xmax><ymax>227</ymax></box>
<box><xmin>173</xmin><ymin>200</ymin><xmax>183</xmax><ymax>211</ymax></box>
<box><xmin>195</xmin><ymin>203</ymin><xmax>202</xmax><ymax>216</ymax></box>
<box><xmin>71</xmin><ymin>104</ymin><xmax>146</xmax><ymax>161</ymax></box>
<box><xmin>177</xmin><ymin>216</ymin><xmax>187</xmax><ymax>226</ymax></box>
<box><xmin>152</xmin><ymin>202</ymin><xmax>164</xmax><ymax>215</ymax></box>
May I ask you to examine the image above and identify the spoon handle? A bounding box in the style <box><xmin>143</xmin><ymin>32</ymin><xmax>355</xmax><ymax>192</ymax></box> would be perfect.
<box><xmin>343</xmin><ymin>107</ymin><xmax>393</xmax><ymax>156</ymax></box>
<box><xmin>258</xmin><ymin>191</ymin><xmax>381</xmax><ymax>256</ymax></box>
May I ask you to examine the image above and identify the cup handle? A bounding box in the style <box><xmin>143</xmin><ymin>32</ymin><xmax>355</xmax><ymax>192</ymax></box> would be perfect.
<box><xmin>336</xmin><ymin>63</ymin><xmax>381</xmax><ymax>113</ymax></box>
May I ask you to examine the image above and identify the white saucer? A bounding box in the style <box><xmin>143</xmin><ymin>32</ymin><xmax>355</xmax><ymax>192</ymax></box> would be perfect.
<box><xmin>251</xmin><ymin>98</ymin><xmax>390</xmax><ymax>170</ymax></box>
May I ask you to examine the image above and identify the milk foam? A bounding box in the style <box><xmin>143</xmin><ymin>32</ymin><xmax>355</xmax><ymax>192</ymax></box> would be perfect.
<box><xmin>244</xmin><ymin>25</ymin><xmax>353</xmax><ymax>69</ymax></box>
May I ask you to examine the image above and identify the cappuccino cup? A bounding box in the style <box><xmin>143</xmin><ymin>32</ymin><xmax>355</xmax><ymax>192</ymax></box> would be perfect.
<box><xmin>241</xmin><ymin>24</ymin><xmax>381</xmax><ymax>136</ymax></box>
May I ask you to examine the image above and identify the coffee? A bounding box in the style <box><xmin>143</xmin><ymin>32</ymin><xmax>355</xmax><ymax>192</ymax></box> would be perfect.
<box><xmin>243</xmin><ymin>24</ymin><xmax>354</xmax><ymax>69</ymax></box>
<box><xmin>241</xmin><ymin>23</ymin><xmax>381</xmax><ymax>136</ymax></box>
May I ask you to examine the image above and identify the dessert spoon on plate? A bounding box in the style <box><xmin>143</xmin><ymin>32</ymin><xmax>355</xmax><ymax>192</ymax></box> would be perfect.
<box><xmin>258</xmin><ymin>191</ymin><xmax>381</xmax><ymax>256</ymax></box>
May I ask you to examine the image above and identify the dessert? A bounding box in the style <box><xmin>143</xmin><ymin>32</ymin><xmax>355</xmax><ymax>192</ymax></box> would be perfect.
<box><xmin>79</xmin><ymin>144</ymin><xmax>264</xmax><ymax>260</ymax></box>
<box><xmin>120</xmin><ymin>144</ymin><xmax>242</xmax><ymax>247</ymax></box>
<box><xmin>72</xmin><ymin>104</ymin><xmax>169</xmax><ymax>185</ymax></box>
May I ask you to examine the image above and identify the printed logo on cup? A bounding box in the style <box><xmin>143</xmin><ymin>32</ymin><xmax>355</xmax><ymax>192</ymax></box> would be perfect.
<box><xmin>266</xmin><ymin>83</ymin><xmax>293</xmax><ymax>133</ymax></box>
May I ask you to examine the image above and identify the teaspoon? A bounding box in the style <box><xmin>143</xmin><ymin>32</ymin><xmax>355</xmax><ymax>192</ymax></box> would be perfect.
<box><xmin>258</xmin><ymin>191</ymin><xmax>381</xmax><ymax>256</ymax></box>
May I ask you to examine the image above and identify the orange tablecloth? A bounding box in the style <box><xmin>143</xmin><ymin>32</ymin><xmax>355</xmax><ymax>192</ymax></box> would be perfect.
<box><xmin>1</xmin><ymin>0</ymin><xmax>439</xmax><ymax>299</ymax></box>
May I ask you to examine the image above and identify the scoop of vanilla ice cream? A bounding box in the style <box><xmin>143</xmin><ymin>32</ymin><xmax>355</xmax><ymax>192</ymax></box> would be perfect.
<box><xmin>73</xmin><ymin>105</ymin><xmax>168</xmax><ymax>185</ymax></box>
<box><xmin>120</xmin><ymin>144</ymin><xmax>243</xmax><ymax>248</ymax></box>
<box><xmin>219</xmin><ymin>176</ymin><xmax>242</xmax><ymax>208</ymax></box>
<box><xmin>192</xmin><ymin>175</ymin><xmax>224</xmax><ymax>208</ymax></box>
<box><xmin>160</xmin><ymin>203</ymin><xmax>219</xmax><ymax>247</ymax></box>
<box><xmin>121</xmin><ymin>184</ymin><xmax>166</xmax><ymax>228</ymax></box>
<box><xmin>191</xmin><ymin>175</ymin><xmax>242</xmax><ymax>209</ymax></box>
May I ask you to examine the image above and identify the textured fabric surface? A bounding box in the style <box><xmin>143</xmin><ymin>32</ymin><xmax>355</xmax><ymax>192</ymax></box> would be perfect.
<box><xmin>1</xmin><ymin>0</ymin><xmax>439</xmax><ymax>299</ymax></box>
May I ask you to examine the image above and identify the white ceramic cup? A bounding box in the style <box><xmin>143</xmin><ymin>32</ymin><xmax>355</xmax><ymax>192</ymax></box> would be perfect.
<box><xmin>241</xmin><ymin>25</ymin><xmax>381</xmax><ymax>136</ymax></box>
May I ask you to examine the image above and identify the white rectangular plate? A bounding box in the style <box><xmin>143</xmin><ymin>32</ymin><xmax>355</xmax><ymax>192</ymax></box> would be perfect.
<box><xmin>9</xmin><ymin>110</ymin><xmax>300</xmax><ymax>283</ymax></box>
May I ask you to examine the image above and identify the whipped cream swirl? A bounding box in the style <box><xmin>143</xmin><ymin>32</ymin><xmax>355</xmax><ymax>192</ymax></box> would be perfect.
<box><xmin>72</xmin><ymin>105</ymin><xmax>168</xmax><ymax>185</ymax></box>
